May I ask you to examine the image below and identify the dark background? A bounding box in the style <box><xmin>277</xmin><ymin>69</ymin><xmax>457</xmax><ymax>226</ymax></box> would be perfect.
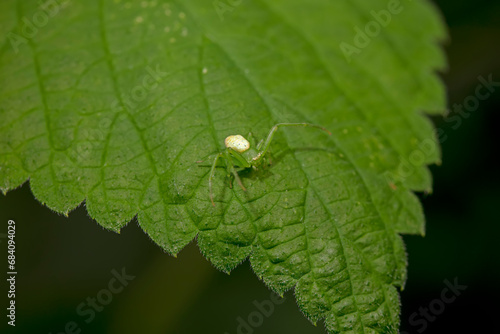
<box><xmin>1</xmin><ymin>0</ymin><xmax>499</xmax><ymax>333</ymax></box>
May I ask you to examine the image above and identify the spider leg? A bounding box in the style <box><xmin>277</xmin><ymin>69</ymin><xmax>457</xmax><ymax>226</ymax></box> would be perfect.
<box><xmin>231</xmin><ymin>167</ymin><xmax>246</xmax><ymax>191</ymax></box>
<box><xmin>256</xmin><ymin>139</ymin><xmax>264</xmax><ymax>150</ymax></box>
<box><xmin>225</xmin><ymin>151</ymin><xmax>247</xmax><ymax>192</ymax></box>
<box><xmin>254</xmin><ymin>123</ymin><xmax>331</xmax><ymax>165</ymax></box>
<box><xmin>209</xmin><ymin>153</ymin><xmax>224</xmax><ymax>207</ymax></box>
<box><xmin>247</xmin><ymin>132</ymin><xmax>257</xmax><ymax>148</ymax></box>
<box><xmin>232</xmin><ymin>167</ymin><xmax>246</xmax><ymax>191</ymax></box>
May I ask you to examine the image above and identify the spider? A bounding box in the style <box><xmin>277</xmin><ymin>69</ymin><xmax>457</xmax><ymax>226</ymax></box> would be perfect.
<box><xmin>198</xmin><ymin>123</ymin><xmax>331</xmax><ymax>206</ymax></box>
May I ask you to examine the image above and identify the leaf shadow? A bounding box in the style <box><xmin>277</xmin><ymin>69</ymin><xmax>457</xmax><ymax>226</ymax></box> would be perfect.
<box><xmin>237</xmin><ymin>146</ymin><xmax>334</xmax><ymax>183</ymax></box>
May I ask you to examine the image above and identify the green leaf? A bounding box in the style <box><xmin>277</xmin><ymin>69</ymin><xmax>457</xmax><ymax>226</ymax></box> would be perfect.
<box><xmin>0</xmin><ymin>0</ymin><xmax>446</xmax><ymax>332</ymax></box>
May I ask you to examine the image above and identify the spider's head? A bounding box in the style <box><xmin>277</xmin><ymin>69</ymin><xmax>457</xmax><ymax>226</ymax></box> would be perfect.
<box><xmin>225</xmin><ymin>135</ymin><xmax>250</xmax><ymax>153</ymax></box>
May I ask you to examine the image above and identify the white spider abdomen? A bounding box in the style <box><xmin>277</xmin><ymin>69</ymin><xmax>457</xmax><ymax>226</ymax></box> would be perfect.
<box><xmin>225</xmin><ymin>135</ymin><xmax>250</xmax><ymax>153</ymax></box>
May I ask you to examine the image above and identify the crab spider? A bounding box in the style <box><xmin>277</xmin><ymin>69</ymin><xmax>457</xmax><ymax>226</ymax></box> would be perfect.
<box><xmin>199</xmin><ymin>123</ymin><xmax>331</xmax><ymax>206</ymax></box>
